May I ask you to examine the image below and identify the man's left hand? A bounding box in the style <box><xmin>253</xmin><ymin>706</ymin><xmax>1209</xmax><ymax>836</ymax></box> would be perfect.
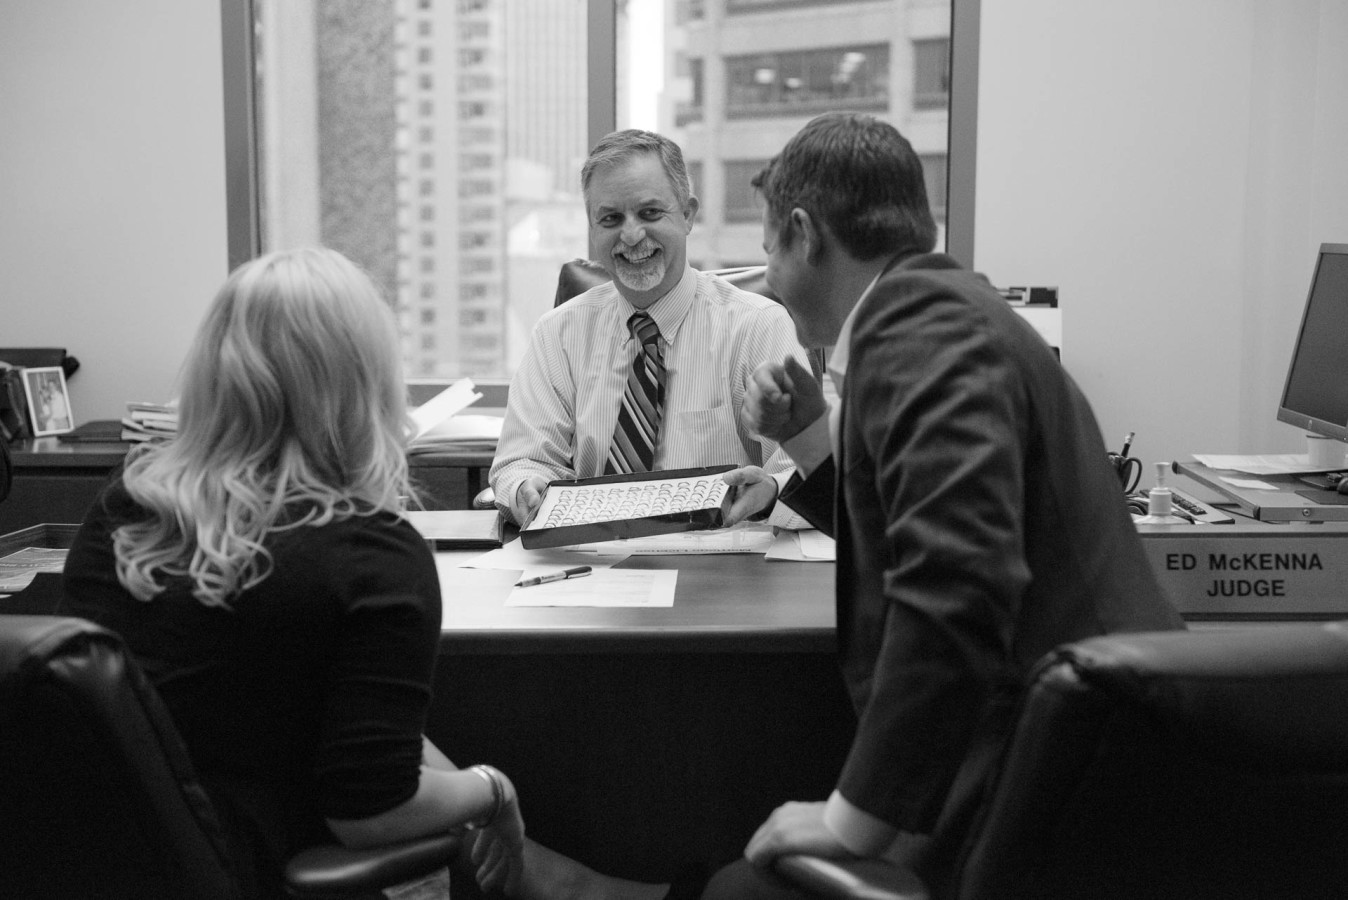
<box><xmin>744</xmin><ymin>801</ymin><xmax>853</xmax><ymax>868</ymax></box>
<box><xmin>722</xmin><ymin>466</ymin><xmax>778</xmax><ymax>524</ymax></box>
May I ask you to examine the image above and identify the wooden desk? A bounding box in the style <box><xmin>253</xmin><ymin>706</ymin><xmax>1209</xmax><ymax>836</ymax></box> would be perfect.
<box><xmin>429</xmin><ymin>551</ymin><xmax>852</xmax><ymax>893</ymax></box>
<box><xmin>0</xmin><ymin>438</ymin><xmax>495</xmax><ymax>533</ymax></box>
<box><xmin>1</xmin><ymin>438</ymin><xmax>129</xmax><ymax>535</ymax></box>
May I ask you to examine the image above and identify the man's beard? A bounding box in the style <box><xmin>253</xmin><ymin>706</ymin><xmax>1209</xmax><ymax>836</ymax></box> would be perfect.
<box><xmin>613</xmin><ymin>242</ymin><xmax>666</xmax><ymax>293</ymax></box>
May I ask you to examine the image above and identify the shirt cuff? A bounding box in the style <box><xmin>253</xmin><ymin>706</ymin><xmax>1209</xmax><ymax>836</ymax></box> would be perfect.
<box><xmin>780</xmin><ymin>413</ymin><xmax>832</xmax><ymax>479</ymax></box>
<box><xmin>823</xmin><ymin>790</ymin><xmax>899</xmax><ymax>858</ymax></box>
<box><xmin>764</xmin><ymin>470</ymin><xmax>809</xmax><ymax>529</ymax></box>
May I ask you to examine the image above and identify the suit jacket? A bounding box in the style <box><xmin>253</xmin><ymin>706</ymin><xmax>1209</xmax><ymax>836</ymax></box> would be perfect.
<box><xmin>782</xmin><ymin>252</ymin><xmax>1182</xmax><ymax>891</ymax></box>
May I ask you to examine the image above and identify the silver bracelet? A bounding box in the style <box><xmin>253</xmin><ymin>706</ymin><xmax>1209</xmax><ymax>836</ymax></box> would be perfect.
<box><xmin>465</xmin><ymin>764</ymin><xmax>505</xmax><ymax>830</ymax></box>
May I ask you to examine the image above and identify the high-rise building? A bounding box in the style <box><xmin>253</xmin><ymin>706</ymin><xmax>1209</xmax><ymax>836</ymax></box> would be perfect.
<box><xmin>662</xmin><ymin>0</ymin><xmax>950</xmax><ymax>268</ymax></box>
<box><xmin>394</xmin><ymin>0</ymin><xmax>589</xmax><ymax>378</ymax></box>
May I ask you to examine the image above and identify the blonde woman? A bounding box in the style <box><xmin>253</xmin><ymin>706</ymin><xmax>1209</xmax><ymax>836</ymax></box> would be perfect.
<box><xmin>61</xmin><ymin>248</ymin><xmax>667</xmax><ymax>900</ymax></box>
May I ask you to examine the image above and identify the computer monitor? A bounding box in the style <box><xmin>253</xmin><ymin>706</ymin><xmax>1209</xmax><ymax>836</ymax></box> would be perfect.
<box><xmin>1276</xmin><ymin>243</ymin><xmax>1348</xmax><ymax>443</ymax></box>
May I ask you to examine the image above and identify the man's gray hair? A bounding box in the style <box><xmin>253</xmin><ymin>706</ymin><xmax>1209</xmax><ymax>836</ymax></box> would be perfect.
<box><xmin>581</xmin><ymin>129</ymin><xmax>694</xmax><ymax>212</ymax></box>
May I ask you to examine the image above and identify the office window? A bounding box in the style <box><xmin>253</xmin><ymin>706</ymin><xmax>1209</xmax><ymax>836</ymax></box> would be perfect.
<box><xmin>687</xmin><ymin>161</ymin><xmax>703</xmax><ymax>199</ymax></box>
<box><xmin>726</xmin><ymin>45</ymin><xmax>889</xmax><ymax>119</ymax></box>
<box><xmin>728</xmin><ymin>0</ymin><xmax>879</xmax><ymax>12</ymax></box>
<box><xmin>239</xmin><ymin>0</ymin><xmax>965</xmax><ymax>379</ymax></box>
<box><xmin>913</xmin><ymin>38</ymin><xmax>950</xmax><ymax>110</ymax></box>
<box><xmin>724</xmin><ymin>160</ymin><xmax>769</xmax><ymax>223</ymax></box>
<box><xmin>675</xmin><ymin>0</ymin><xmax>705</xmax><ymax>23</ymax></box>
<box><xmin>675</xmin><ymin>56</ymin><xmax>703</xmax><ymax>126</ymax></box>
<box><xmin>920</xmin><ymin>153</ymin><xmax>947</xmax><ymax>224</ymax></box>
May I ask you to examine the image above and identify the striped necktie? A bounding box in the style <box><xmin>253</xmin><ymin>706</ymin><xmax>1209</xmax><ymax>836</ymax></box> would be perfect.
<box><xmin>605</xmin><ymin>311</ymin><xmax>665</xmax><ymax>475</ymax></box>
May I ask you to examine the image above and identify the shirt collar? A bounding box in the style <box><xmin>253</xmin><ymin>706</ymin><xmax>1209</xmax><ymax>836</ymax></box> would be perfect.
<box><xmin>617</xmin><ymin>265</ymin><xmax>696</xmax><ymax>343</ymax></box>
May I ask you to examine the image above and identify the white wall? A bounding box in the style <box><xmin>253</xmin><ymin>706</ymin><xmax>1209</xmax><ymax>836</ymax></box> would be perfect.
<box><xmin>0</xmin><ymin>1</ymin><xmax>227</xmax><ymax>423</ymax></box>
<box><xmin>976</xmin><ymin>0</ymin><xmax>1348</xmax><ymax>471</ymax></box>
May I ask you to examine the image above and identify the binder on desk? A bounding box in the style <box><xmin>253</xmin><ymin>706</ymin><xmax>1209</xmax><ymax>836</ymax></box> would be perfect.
<box><xmin>1176</xmin><ymin>461</ymin><xmax>1348</xmax><ymax>522</ymax></box>
<box><xmin>404</xmin><ymin>509</ymin><xmax>504</xmax><ymax>550</ymax></box>
<box><xmin>519</xmin><ymin>466</ymin><xmax>734</xmax><ymax>550</ymax></box>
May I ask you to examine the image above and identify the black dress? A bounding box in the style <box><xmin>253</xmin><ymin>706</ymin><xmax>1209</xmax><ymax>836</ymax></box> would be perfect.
<box><xmin>61</xmin><ymin>478</ymin><xmax>443</xmax><ymax>897</ymax></box>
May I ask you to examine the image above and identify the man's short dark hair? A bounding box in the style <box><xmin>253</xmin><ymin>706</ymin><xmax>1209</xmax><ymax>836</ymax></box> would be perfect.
<box><xmin>581</xmin><ymin>129</ymin><xmax>694</xmax><ymax>213</ymax></box>
<box><xmin>753</xmin><ymin>113</ymin><xmax>937</xmax><ymax>261</ymax></box>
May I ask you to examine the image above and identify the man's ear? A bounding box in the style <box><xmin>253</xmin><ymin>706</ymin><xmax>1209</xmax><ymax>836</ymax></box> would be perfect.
<box><xmin>684</xmin><ymin>195</ymin><xmax>700</xmax><ymax>230</ymax></box>
<box><xmin>790</xmin><ymin>208</ymin><xmax>825</xmax><ymax>265</ymax></box>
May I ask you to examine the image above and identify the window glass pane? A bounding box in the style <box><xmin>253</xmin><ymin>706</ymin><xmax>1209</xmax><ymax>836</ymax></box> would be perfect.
<box><xmin>724</xmin><ymin>160</ymin><xmax>770</xmax><ymax>223</ymax></box>
<box><xmin>619</xmin><ymin>0</ymin><xmax>951</xmax><ymax>271</ymax></box>
<box><xmin>920</xmin><ymin>153</ymin><xmax>947</xmax><ymax>223</ymax></box>
<box><xmin>724</xmin><ymin>46</ymin><xmax>889</xmax><ymax>119</ymax></box>
<box><xmin>252</xmin><ymin>0</ymin><xmax>952</xmax><ymax>379</ymax></box>
<box><xmin>913</xmin><ymin>37</ymin><xmax>950</xmax><ymax>110</ymax></box>
<box><xmin>254</xmin><ymin>0</ymin><xmax>590</xmax><ymax>380</ymax></box>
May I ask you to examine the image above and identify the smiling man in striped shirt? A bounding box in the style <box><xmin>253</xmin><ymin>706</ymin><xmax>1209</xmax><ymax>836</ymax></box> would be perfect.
<box><xmin>489</xmin><ymin>129</ymin><xmax>810</xmax><ymax>526</ymax></box>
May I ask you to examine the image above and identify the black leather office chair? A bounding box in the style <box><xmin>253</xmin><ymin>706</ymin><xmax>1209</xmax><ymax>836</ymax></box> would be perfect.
<box><xmin>0</xmin><ymin>615</ymin><xmax>460</xmax><ymax>900</ymax></box>
<box><xmin>0</xmin><ymin>433</ymin><xmax>11</xmax><ymax>504</ymax></box>
<box><xmin>474</xmin><ymin>259</ymin><xmax>822</xmax><ymax>510</ymax></box>
<box><xmin>773</xmin><ymin>622</ymin><xmax>1348</xmax><ymax>900</ymax></box>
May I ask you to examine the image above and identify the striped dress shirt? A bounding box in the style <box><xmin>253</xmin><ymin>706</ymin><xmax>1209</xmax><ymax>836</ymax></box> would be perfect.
<box><xmin>490</xmin><ymin>265</ymin><xmax>809</xmax><ymax>520</ymax></box>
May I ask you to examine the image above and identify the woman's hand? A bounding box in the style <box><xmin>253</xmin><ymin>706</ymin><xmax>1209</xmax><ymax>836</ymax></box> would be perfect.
<box><xmin>471</xmin><ymin>775</ymin><xmax>526</xmax><ymax>895</ymax></box>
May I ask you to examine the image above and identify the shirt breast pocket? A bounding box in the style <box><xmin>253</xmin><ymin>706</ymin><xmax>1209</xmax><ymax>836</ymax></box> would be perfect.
<box><xmin>667</xmin><ymin>405</ymin><xmax>743</xmax><ymax>466</ymax></box>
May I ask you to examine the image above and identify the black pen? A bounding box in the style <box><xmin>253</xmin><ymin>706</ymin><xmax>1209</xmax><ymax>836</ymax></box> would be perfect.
<box><xmin>1120</xmin><ymin>431</ymin><xmax>1135</xmax><ymax>458</ymax></box>
<box><xmin>514</xmin><ymin>565</ymin><xmax>592</xmax><ymax>588</ymax></box>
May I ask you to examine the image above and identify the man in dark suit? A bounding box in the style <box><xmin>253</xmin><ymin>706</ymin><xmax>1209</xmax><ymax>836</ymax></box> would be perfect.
<box><xmin>707</xmin><ymin>113</ymin><xmax>1183</xmax><ymax>898</ymax></box>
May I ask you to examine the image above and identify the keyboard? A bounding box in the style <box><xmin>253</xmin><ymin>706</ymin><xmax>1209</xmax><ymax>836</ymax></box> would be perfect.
<box><xmin>1127</xmin><ymin>487</ymin><xmax>1235</xmax><ymax>525</ymax></box>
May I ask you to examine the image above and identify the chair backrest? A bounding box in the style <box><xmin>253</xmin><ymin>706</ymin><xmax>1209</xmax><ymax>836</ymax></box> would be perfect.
<box><xmin>957</xmin><ymin>622</ymin><xmax>1348</xmax><ymax>900</ymax></box>
<box><xmin>1</xmin><ymin>433</ymin><xmax>11</xmax><ymax>503</ymax></box>
<box><xmin>0</xmin><ymin>615</ymin><xmax>241</xmax><ymax>900</ymax></box>
<box><xmin>553</xmin><ymin>259</ymin><xmax>826</xmax><ymax>383</ymax></box>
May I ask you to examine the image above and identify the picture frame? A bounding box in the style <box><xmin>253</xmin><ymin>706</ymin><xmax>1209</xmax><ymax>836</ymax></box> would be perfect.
<box><xmin>21</xmin><ymin>366</ymin><xmax>74</xmax><ymax>437</ymax></box>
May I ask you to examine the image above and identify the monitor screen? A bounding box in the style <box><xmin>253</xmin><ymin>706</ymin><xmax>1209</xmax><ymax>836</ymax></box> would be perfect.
<box><xmin>1277</xmin><ymin>243</ymin><xmax>1348</xmax><ymax>443</ymax></box>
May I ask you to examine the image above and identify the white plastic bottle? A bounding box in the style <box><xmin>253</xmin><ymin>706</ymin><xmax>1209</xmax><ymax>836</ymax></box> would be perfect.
<box><xmin>1133</xmin><ymin>461</ymin><xmax>1189</xmax><ymax>525</ymax></box>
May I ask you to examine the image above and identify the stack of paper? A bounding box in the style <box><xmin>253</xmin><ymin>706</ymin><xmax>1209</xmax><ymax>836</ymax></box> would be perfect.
<box><xmin>407</xmin><ymin>378</ymin><xmax>502</xmax><ymax>454</ymax></box>
<box><xmin>121</xmin><ymin>401</ymin><xmax>178</xmax><ymax>442</ymax></box>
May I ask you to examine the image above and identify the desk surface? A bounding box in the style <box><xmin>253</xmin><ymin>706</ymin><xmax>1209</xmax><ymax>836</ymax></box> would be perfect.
<box><xmin>436</xmin><ymin>549</ymin><xmax>837</xmax><ymax>654</ymax></box>
<box><xmin>11</xmin><ymin>437</ymin><xmax>131</xmax><ymax>468</ymax></box>
<box><xmin>10</xmin><ymin>436</ymin><xmax>494</xmax><ymax>471</ymax></box>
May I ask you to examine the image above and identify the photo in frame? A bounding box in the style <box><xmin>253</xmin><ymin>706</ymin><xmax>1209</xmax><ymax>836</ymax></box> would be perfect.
<box><xmin>21</xmin><ymin>366</ymin><xmax>74</xmax><ymax>437</ymax></box>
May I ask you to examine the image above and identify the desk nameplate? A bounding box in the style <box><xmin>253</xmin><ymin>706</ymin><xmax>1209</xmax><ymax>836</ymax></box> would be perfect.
<box><xmin>1138</xmin><ymin>524</ymin><xmax>1348</xmax><ymax>618</ymax></box>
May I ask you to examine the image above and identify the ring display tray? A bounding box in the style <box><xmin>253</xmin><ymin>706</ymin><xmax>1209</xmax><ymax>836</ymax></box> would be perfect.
<box><xmin>519</xmin><ymin>466</ymin><xmax>735</xmax><ymax>550</ymax></box>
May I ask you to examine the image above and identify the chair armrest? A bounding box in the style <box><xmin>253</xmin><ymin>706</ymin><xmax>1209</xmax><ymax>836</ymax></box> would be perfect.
<box><xmin>472</xmin><ymin>487</ymin><xmax>496</xmax><ymax>510</ymax></box>
<box><xmin>284</xmin><ymin>833</ymin><xmax>462</xmax><ymax>898</ymax></box>
<box><xmin>773</xmin><ymin>855</ymin><xmax>930</xmax><ymax>900</ymax></box>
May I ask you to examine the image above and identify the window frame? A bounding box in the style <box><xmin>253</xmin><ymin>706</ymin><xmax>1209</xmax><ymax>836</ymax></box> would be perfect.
<box><xmin>221</xmin><ymin>0</ymin><xmax>978</xmax><ymax>272</ymax></box>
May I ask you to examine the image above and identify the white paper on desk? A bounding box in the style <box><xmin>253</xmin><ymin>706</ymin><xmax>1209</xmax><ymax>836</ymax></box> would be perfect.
<box><xmin>432</xmin><ymin>563</ymin><xmax>519</xmax><ymax>627</ymax></box>
<box><xmin>1193</xmin><ymin>453</ymin><xmax>1341</xmax><ymax>476</ymax></box>
<box><xmin>409</xmin><ymin>378</ymin><xmax>483</xmax><ymax>439</ymax></box>
<box><xmin>506</xmin><ymin>569</ymin><xmax>676</xmax><ymax>607</ymax></box>
<box><xmin>1219</xmin><ymin>475</ymin><xmax>1282</xmax><ymax>491</ymax></box>
<box><xmin>462</xmin><ymin>539</ymin><xmax>630</xmax><ymax>571</ymax></box>
<box><xmin>411</xmin><ymin>414</ymin><xmax>502</xmax><ymax>448</ymax></box>
<box><xmin>0</xmin><ymin>547</ymin><xmax>69</xmax><ymax>592</ymax></box>
<box><xmin>797</xmin><ymin>529</ymin><xmax>837</xmax><ymax>560</ymax></box>
<box><xmin>578</xmin><ymin>523</ymin><xmax>774</xmax><ymax>555</ymax></box>
<box><xmin>765</xmin><ymin>529</ymin><xmax>836</xmax><ymax>562</ymax></box>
